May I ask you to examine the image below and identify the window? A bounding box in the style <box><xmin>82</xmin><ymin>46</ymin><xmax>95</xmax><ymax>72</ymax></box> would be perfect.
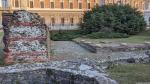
<box><xmin>117</xmin><ymin>0</ymin><xmax>121</xmax><ymax>5</ymax></box>
<box><xmin>61</xmin><ymin>18</ymin><xmax>65</xmax><ymax>26</ymax></box>
<box><xmin>148</xmin><ymin>17</ymin><xmax>150</xmax><ymax>25</ymax></box>
<box><xmin>61</xmin><ymin>0</ymin><xmax>64</xmax><ymax>9</ymax></box>
<box><xmin>51</xmin><ymin>18</ymin><xmax>55</xmax><ymax>26</ymax></box>
<box><xmin>69</xmin><ymin>0</ymin><xmax>73</xmax><ymax>9</ymax></box>
<box><xmin>87</xmin><ymin>3</ymin><xmax>90</xmax><ymax>9</ymax></box>
<box><xmin>40</xmin><ymin>0</ymin><xmax>44</xmax><ymax>8</ymax></box>
<box><xmin>79</xmin><ymin>3</ymin><xmax>82</xmax><ymax>9</ymax></box>
<box><xmin>70</xmin><ymin>3</ymin><xmax>73</xmax><ymax>9</ymax></box>
<box><xmin>15</xmin><ymin>0</ymin><xmax>19</xmax><ymax>7</ymax></box>
<box><xmin>78</xmin><ymin>0</ymin><xmax>82</xmax><ymax>9</ymax></box>
<box><xmin>79</xmin><ymin>18</ymin><xmax>82</xmax><ymax>23</ymax></box>
<box><xmin>29</xmin><ymin>0</ymin><xmax>33</xmax><ymax>8</ymax></box>
<box><xmin>148</xmin><ymin>2</ymin><xmax>150</xmax><ymax>9</ymax></box>
<box><xmin>87</xmin><ymin>0</ymin><xmax>90</xmax><ymax>9</ymax></box>
<box><xmin>94</xmin><ymin>0</ymin><xmax>98</xmax><ymax>5</ymax></box>
<box><xmin>50</xmin><ymin>0</ymin><xmax>54</xmax><ymax>8</ymax></box>
<box><xmin>2</xmin><ymin>0</ymin><xmax>8</xmax><ymax>8</ymax></box>
<box><xmin>70</xmin><ymin>18</ymin><xmax>74</xmax><ymax>26</ymax></box>
<box><xmin>123</xmin><ymin>0</ymin><xmax>127</xmax><ymax>4</ymax></box>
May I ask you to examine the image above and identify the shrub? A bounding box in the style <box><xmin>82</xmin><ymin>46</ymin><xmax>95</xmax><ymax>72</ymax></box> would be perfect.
<box><xmin>83</xmin><ymin>32</ymin><xmax>129</xmax><ymax>39</ymax></box>
<box><xmin>50</xmin><ymin>31</ymin><xmax>81</xmax><ymax>41</ymax></box>
<box><xmin>80</xmin><ymin>4</ymin><xmax>146</xmax><ymax>35</ymax></box>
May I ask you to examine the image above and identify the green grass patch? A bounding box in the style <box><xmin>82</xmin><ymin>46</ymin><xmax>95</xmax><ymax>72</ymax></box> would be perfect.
<box><xmin>83</xmin><ymin>32</ymin><xmax>129</xmax><ymax>39</ymax></box>
<box><xmin>107</xmin><ymin>64</ymin><xmax>150</xmax><ymax>84</ymax></box>
<box><xmin>75</xmin><ymin>30</ymin><xmax>150</xmax><ymax>43</ymax></box>
<box><xmin>50</xmin><ymin>30</ymin><xmax>82</xmax><ymax>41</ymax></box>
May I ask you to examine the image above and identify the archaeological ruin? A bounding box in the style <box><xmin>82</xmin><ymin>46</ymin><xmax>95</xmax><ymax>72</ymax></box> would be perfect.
<box><xmin>2</xmin><ymin>10</ymin><xmax>50</xmax><ymax>64</ymax></box>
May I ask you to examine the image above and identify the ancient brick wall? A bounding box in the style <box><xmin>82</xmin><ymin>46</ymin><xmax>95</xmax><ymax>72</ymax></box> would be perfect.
<box><xmin>2</xmin><ymin>10</ymin><xmax>50</xmax><ymax>64</ymax></box>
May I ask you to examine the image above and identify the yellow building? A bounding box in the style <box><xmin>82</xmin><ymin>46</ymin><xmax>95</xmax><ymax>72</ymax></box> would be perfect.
<box><xmin>144</xmin><ymin>0</ymin><xmax>150</xmax><ymax>26</ymax></box>
<box><xmin>104</xmin><ymin>0</ymin><xmax>144</xmax><ymax>11</ymax></box>
<box><xmin>0</xmin><ymin>0</ymin><xmax>147</xmax><ymax>29</ymax></box>
<box><xmin>1</xmin><ymin>0</ymin><xmax>99</xmax><ymax>30</ymax></box>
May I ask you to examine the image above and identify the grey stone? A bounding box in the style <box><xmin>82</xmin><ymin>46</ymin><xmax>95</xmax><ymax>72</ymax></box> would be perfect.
<box><xmin>0</xmin><ymin>61</ymin><xmax>118</xmax><ymax>84</ymax></box>
<box><xmin>127</xmin><ymin>58</ymin><xmax>136</xmax><ymax>63</ymax></box>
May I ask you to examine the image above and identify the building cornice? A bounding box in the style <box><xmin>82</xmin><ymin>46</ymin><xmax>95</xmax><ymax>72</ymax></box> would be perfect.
<box><xmin>11</xmin><ymin>8</ymin><xmax>91</xmax><ymax>12</ymax></box>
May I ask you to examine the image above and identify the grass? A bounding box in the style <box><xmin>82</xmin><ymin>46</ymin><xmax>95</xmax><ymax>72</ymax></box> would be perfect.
<box><xmin>83</xmin><ymin>32</ymin><xmax>129</xmax><ymax>39</ymax></box>
<box><xmin>51</xmin><ymin>30</ymin><xmax>82</xmax><ymax>41</ymax></box>
<box><xmin>75</xmin><ymin>30</ymin><xmax>150</xmax><ymax>43</ymax></box>
<box><xmin>107</xmin><ymin>64</ymin><xmax>150</xmax><ymax>84</ymax></box>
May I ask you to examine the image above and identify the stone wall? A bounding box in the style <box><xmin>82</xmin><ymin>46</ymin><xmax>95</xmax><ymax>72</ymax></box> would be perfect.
<box><xmin>76</xmin><ymin>40</ymin><xmax>150</xmax><ymax>53</ymax></box>
<box><xmin>2</xmin><ymin>10</ymin><xmax>50</xmax><ymax>64</ymax></box>
<box><xmin>0</xmin><ymin>61</ymin><xmax>118</xmax><ymax>84</ymax></box>
<box><xmin>0</xmin><ymin>69</ymin><xmax>99</xmax><ymax>84</ymax></box>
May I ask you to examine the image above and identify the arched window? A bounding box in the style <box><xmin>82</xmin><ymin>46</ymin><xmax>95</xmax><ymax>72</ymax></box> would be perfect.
<box><xmin>69</xmin><ymin>0</ymin><xmax>73</xmax><ymax>9</ymax></box>
<box><xmin>117</xmin><ymin>0</ymin><xmax>121</xmax><ymax>5</ymax></box>
<box><xmin>87</xmin><ymin>0</ymin><xmax>90</xmax><ymax>9</ymax></box>
<box><xmin>50</xmin><ymin>0</ymin><xmax>55</xmax><ymax>8</ymax></box>
<box><xmin>29</xmin><ymin>0</ymin><xmax>34</xmax><ymax>8</ymax></box>
<box><xmin>148</xmin><ymin>2</ymin><xmax>150</xmax><ymax>9</ymax></box>
<box><xmin>78</xmin><ymin>0</ymin><xmax>82</xmax><ymax>9</ymax></box>
<box><xmin>70</xmin><ymin>18</ymin><xmax>74</xmax><ymax>26</ymax></box>
<box><xmin>51</xmin><ymin>17</ymin><xmax>55</xmax><ymax>26</ymax></box>
<box><xmin>148</xmin><ymin>17</ymin><xmax>150</xmax><ymax>23</ymax></box>
<box><xmin>40</xmin><ymin>0</ymin><xmax>44</xmax><ymax>8</ymax></box>
<box><xmin>15</xmin><ymin>0</ymin><xmax>19</xmax><ymax>7</ymax></box>
<box><xmin>61</xmin><ymin>0</ymin><xmax>64</xmax><ymax>9</ymax></box>
<box><xmin>61</xmin><ymin>18</ymin><xmax>65</xmax><ymax>26</ymax></box>
<box><xmin>79</xmin><ymin>18</ymin><xmax>82</xmax><ymax>23</ymax></box>
<box><xmin>2</xmin><ymin>0</ymin><xmax>8</xmax><ymax>8</ymax></box>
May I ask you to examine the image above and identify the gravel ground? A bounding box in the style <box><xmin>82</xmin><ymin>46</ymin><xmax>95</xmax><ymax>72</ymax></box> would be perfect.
<box><xmin>51</xmin><ymin>41</ymin><xmax>149</xmax><ymax>63</ymax></box>
<box><xmin>51</xmin><ymin>41</ymin><xmax>89</xmax><ymax>54</ymax></box>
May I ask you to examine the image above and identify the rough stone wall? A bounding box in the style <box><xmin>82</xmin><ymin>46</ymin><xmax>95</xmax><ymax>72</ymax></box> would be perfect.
<box><xmin>0</xmin><ymin>61</ymin><xmax>118</xmax><ymax>84</ymax></box>
<box><xmin>2</xmin><ymin>10</ymin><xmax>49</xmax><ymax>64</ymax></box>
<box><xmin>0</xmin><ymin>69</ymin><xmax>99</xmax><ymax>84</ymax></box>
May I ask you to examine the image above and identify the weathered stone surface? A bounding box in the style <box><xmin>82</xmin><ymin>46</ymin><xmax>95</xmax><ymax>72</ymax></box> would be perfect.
<box><xmin>2</xmin><ymin>10</ymin><xmax>49</xmax><ymax>64</ymax></box>
<box><xmin>76</xmin><ymin>41</ymin><xmax>150</xmax><ymax>53</ymax></box>
<box><xmin>0</xmin><ymin>61</ymin><xmax>118</xmax><ymax>84</ymax></box>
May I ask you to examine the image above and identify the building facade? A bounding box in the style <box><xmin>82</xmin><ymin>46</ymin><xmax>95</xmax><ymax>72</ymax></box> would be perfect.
<box><xmin>144</xmin><ymin>0</ymin><xmax>150</xmax><ymax>26</ymax></box>
<box><xmin>1</xmin><ymin>0</ymin><xmax>99</xmax><ymax>30</ymax></box>
<box><xmin>104</xmin><ymin>0</ymin><xmax>144</xmax><ymax>11</ymax></box>
<box><xmin>0</xmin><ymin>0</ymin><xmax>147</xmax><ymax>30</ymax></box>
